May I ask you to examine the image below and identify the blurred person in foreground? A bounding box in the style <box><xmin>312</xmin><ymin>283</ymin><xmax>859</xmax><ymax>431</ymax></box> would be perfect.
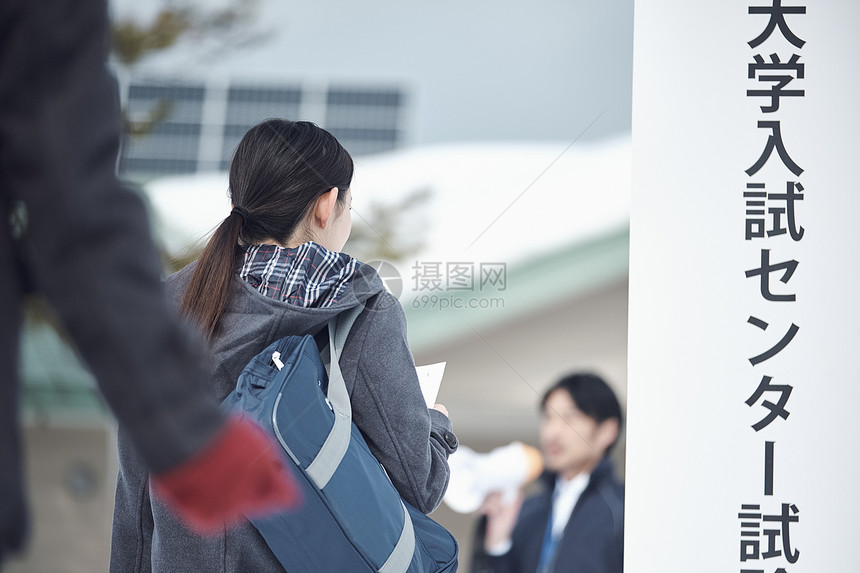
<box><xmin>0</xmin><ymin>1</ymin><xmax>300</xmax><ymax>563</ymax></box>
<box><xmin>473</xmin><ymin>373</ymin><xmax>624</xmax><ymax>573</ymax></box>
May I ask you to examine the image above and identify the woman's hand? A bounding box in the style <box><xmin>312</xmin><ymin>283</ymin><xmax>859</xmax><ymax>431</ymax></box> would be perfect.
<box><xmin>431</xmin><ymin>403</ymin><xmax>449</xmax><ymax>417</ymax></box>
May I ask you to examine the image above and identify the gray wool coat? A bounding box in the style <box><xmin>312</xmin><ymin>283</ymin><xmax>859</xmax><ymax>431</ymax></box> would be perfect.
<box><xmin>110</xmin><ymin>262</ymin><xmax>458</xmax><ymax>572</ymax></box>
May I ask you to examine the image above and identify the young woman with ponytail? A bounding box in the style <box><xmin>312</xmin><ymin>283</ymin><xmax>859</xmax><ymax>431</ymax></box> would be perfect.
<box><xmin>110</xmin><ymin>119</ymin><xmax>458</xmax><ymax>572</ymax></box>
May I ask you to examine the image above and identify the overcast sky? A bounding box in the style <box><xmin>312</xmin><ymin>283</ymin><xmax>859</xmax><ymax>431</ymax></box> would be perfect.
<box><xmin>111</xmin><ymin>0</ymin><xmax>634</xmax><ymax>147</ymax></box>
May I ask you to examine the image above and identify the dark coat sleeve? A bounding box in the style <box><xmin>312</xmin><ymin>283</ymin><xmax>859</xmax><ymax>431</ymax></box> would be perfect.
<box><xmin>479</xmin><ymin>494</ymin><xmax>549</xmax><ymax>573</ymax></box>
<box><xmin>473</xmin><ymin>470</ymin><xmax>624</xmax><ymax>573</ymax></box>
<box><xmin>0</xmin><ymin>0</ymin><xmax>225</xmax><ymax>473</ymax></box>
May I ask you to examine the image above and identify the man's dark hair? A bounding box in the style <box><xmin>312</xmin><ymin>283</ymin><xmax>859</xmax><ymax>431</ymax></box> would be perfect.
<box><xmin>541</xmin><ymin>372</ymin><xmax>624</xmax><ymax>454</ymax></box>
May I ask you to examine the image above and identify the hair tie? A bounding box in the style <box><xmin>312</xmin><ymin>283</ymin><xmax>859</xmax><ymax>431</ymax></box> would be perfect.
<box><xmin>231</xmin><ymin>206</ymin><xmax>249</xmax><ymax>226</ymax></box>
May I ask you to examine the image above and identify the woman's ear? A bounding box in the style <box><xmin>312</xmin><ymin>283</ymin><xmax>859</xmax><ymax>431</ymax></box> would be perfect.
<box><xmin>313</xmin><ymin>187</ymin><xmax>339</xmax><ymax>229</ymax></box>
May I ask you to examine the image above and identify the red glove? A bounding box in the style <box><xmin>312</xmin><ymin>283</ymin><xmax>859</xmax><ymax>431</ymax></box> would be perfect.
<box><xmin>151</xmin><ymin>415</ymin><xmax>302</xmax><ymax>535</ymax></box>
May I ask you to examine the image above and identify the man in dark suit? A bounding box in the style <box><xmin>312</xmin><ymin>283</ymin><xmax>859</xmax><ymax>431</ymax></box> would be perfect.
<box><xmin>475</xmin><ymin>373</ymin><xmax>624</xmax><ymax>573</ymax></box>
<box><xmin>0</xmin><ymin>1</ymin><xmax>298</xmax><ymax>562</ymax></box>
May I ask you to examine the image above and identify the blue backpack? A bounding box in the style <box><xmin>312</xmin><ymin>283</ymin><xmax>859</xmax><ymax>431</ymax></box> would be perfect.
<box><xmin>222</xmin><ymin>305</ymin><xmax>459</xmax><ymax>572</ymax></box>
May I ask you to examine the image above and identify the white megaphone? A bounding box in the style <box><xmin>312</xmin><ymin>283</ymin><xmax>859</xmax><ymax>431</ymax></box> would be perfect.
<box><xmin>443</xmin><ymin>441</ymin><xmax>544</xmax><ymax>514</ymax></box>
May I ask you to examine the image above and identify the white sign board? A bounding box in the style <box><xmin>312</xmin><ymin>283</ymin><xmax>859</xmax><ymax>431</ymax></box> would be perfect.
<box><xmin>627</xmin><ymin>1</ymin><xmax>860</xmax><ymax>570</ymax></box>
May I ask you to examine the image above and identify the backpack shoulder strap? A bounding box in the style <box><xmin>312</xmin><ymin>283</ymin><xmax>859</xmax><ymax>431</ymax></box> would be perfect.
<box><xmin>331</xmin><ymin>303</ymin><xmax>364</xmax><ymax>358</ymax></box>
<box><xmin>305</xmin><ymin>303</ymin><xmax>363</xmax><ymax>488</ymax></box>
<box><xmin>324</xmin><ymin>303</ymin><xmax>363</xmax><ymax>415</ymax></box>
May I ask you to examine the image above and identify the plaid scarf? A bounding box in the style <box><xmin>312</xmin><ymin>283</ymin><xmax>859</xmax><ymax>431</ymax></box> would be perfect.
<box><xmin>238</xmin><ymin>242</ymin><xmax>359</xmax><ymax>308</ymax></box>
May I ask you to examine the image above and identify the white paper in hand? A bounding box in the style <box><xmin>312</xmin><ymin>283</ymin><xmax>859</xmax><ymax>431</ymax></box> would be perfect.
<box><xmin>415</xmin><ymin>362</ymin><xmax>446</xmax><ymax>408</ymax></box>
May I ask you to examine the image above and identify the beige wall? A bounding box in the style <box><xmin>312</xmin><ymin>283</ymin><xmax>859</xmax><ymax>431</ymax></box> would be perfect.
<box><xmin>6</xmin><ymin>423</ymin><xmax>117</xmax><ymax>573</ymax></box>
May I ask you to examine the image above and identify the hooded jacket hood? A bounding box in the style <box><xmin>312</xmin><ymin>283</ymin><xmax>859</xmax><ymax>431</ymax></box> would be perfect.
<box><xmin>167</xmin><ymin>259</ymin><xmax>388</xmax><ymax>401</ymax></box>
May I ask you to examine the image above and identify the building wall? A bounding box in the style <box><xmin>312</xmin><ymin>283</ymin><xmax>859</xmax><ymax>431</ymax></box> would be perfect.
<box><xmin>121</xmin><ymin>80</ymin><xmax>407</xmax><ymax>177</ymax></box>
<box><xmin>6</xmin><ymin>423</ymin><xmax>117</xmax><ymax>573</ymax></box>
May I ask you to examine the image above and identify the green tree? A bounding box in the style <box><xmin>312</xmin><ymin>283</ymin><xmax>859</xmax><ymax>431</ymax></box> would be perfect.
<box><xmin>111</xmin><ymin>0</ymin><xmax>270</xmax><ymax>136</ymax></box>
<box><xmin>111</xmin><ymin>0</ymin><xmax>269</xmax><ymax>68</ymax></box>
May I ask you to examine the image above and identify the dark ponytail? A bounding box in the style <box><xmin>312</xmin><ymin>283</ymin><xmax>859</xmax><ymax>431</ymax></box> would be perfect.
<box><xmin>180</xmin><ymin>119</ymin><xmax>353</xmax><ymax>339</ymax></box>
<box><xmin>179</xmin><ymin>211</ymin><xmax>244</xmax><ymax>340</ymax></box>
